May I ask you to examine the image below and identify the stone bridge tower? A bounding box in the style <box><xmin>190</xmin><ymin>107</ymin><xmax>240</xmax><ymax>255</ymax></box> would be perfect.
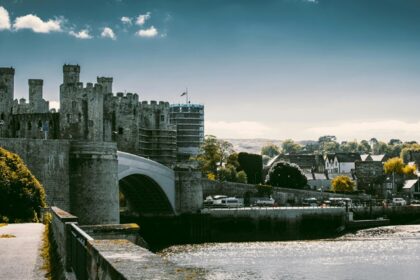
<box><xmin>0</xmin><ymin>67</ymin><xmax>14</xmax><ymax>137</ymax></box>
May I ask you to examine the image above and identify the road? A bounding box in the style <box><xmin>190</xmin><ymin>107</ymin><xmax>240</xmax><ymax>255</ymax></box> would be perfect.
<box><xmin>0</xmin><ymin>223</ymin><xmax>46</xmax><ymax>280</ymax></box>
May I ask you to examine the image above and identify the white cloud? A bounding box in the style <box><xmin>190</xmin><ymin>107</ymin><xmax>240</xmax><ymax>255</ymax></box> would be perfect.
<box><xmin>13</xmin><ymin>14</ymin><xmax>62</xmax><ymax>33</ymax></box>
<box><xmin>0</xmin><ymin>6</ymin><xmax>11</xmax><ymax>30</ymax></box>
<box><xmin>206</xmin><ymin>121</ymin><xmax>271</xmax><ymax>139</ymax></box>
<box><xmin>101</xmin><ymin>27</ymin><xmax>116</xmax><ymax>40</ymax></box>
<box><xmin>306</xmin><ymin>120</ymin><xmax>420</xmax><ymax>141</ymax></box>
<box><xmin>136</xmin><ymin>12</ymin><xmax>151</xmax><ymax>26</ymax></box>
<box><xmin>136</xmin><ymin>26</ymin><xmax>158</xmax><ymax>37</ymax></box>
<box><xmin>121</xmin><ymin>16</ymin><xmax>132</xmax><ymax>25</ymax></box>
<box><xmin>69</xmin><ymin>29</ymin><xmax>92</xmax><ymax>39</ymax></box>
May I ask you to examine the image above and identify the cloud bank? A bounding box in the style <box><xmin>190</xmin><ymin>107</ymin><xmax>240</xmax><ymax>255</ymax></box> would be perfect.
<box><xmin>101</xmin><ymin>27</ymin><xmax>116</xmax><ymax>40</ymax></box>
<box><xmin>136</xmin><ymin>12</ymin><xmax>151</xmax><ymax>26</ymax></box>
<box><xmin>0</xmin><ymin>6</ymin><xmax>11</xmax><ymax>30</ymax></box>
<box><xmin>136</xmin><ymin>26</ymin><xmax>158</xmax><ymax>37</ymax></box>
<box><xmin>69</xmin><ymin>29</ymin><xmax>92</xmax><ymax>39</ymax></box>
<box><xmin>13</xmin><ymin>14</ymin><xmax>62</xmax><ymax>33</ymax></box>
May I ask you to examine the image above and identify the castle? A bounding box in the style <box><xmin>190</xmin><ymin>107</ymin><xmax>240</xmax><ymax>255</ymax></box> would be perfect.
<box><xmin>0</xmin><ymin>65</ymin><xmax>204</xmax><ymax>166</ymax></box>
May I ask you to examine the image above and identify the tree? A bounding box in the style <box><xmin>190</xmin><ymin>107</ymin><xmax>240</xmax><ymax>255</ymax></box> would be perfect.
<box><xmin>266</xmin><ymin>161</ymin><xmax>307</xmax><ymax>189</ymax></box>
<box><xmin>383</xmin><ymin>157</ymin><xmax>405</xmax><ymax>175</ymax></box>
<box><xmin>388</xmin><ymin>139</ymin><xmax>402</xmax><ymax>146</ymax></box>
<box><xmin>261</xmin><ymin>143</ymin><xmax>280</xmax><ymax>158</ymax></box>
<box><xmin>236</xmin><ymin>171</ymin><xmax>248</xmax><ymax>184</ymax></box>
<box><xmin>281</xmin><ymin>139</ymin><xmax>302</xmax><ymax>154</ymax></box>
<box><xmin>340</xmin><ymin>141</ymin><xmax>358</xmax><ymax>153</ymax></box>
<box><xmin>237</xmin><ymin>152</ymin><xmax>263</xmax><ymax>184</ymax></box>
<box><xmin>323</xmin><ymin>141</ymin><xmax>340</xmax><ymax>153</ymax></box>
<box><xmin>358</xmin><ymin>140</ymin><xmax>371</xmax><ymax>154</ymax></box>
<box><xmin>400</xmin><ymin>143</ymin><xmax>420</xmax><ymax>163</ymax></box>
<box><xmin>218</xmin><ymin>165</ymin><xmax>237</xmax><ymax>182</ymax></box>
<box><xmin>331</xmin><ymin>176</ymin><xmax>355</xmax><ymax>193</ymax></box>
<box><xmin>0</xmin><ymin>147</ymin><xmax>46</xmax><ymax>223</ymax></box>
<box><xmin>372</xmin><ymin>141</ymin><xmax>388</xmax><ymax>155</ymax></box>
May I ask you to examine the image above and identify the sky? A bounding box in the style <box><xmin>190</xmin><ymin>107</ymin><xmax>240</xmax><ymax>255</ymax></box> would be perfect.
<box><xmin>1</xmin><ymin>0</ymin><xmax>420</xmax><ymax>142</ymax></box>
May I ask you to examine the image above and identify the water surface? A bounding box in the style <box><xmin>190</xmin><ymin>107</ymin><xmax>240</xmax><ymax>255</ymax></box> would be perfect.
<box><xmin>160</xmin><ymin>225</ymin><xmax>420</xmax><ymax>280</ymax></box>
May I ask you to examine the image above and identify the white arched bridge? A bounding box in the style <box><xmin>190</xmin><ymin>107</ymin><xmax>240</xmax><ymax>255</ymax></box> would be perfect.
<box><xmin>117</xmin><ymin>151</ymin><xmax>176</xmax><ymax>216</ymax></box>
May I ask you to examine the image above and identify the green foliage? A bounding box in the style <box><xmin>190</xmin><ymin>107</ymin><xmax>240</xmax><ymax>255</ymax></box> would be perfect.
<box><xmin>266</xmin><ymin>161</ymin><xmax>307</xmax><ymax>189</ymax></box>
<box><xmin>261</xmin><ymin>143</ymin><xmax>280</xmax><ymax>157</ymax></box>
<box><xmin>256</xmin><ymin>184</ymin><xmax>272</xmax><ymax>197</ymax></box>
<box><xmin>400</xmin><ymin>143</ymin><xmax>420</xmax><ymax>163</ymax></box>
<box><xmin>0</xmin><ymin>147</ymin><xmax>46</xmax><ymax>223</ymax></box>
<box><xmin>218</xmin><ymin>165</ymin><xmax>237</xmax><ymax>182</ymax></box>
<box><xmin>281</xmin><ymin>139</ymin><xmax>302</xmax><ymax>154</ymax></box>
<box><xmin>331</xmin><ymin>175</ymin><xmax>355</xmax><ymax>193</ymax></box>
<box><xmin>236</xmin><ymin>170</ymin><xmax>248</xmax><ymax>184</ymax></box>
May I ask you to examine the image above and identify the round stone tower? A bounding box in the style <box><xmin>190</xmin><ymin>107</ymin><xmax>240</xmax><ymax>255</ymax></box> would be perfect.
<box><xmin>69</xmin><ymin>141</ymin><xmax>119</xmax><ymax>225</ymax></box>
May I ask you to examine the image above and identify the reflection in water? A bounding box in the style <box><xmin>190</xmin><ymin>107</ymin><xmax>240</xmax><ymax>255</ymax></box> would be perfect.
<box><xmin>160</xmin><ymin>225</ymin><xmax>420</xmax><ymax>280</ymax></box>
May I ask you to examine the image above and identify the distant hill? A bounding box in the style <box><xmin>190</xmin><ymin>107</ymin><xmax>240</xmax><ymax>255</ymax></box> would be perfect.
<box><xmin>223</xmin><ymin>139</ymin><xmax>283</xmax><ymax>155</ymax></box>
<box><xmin>223</xmin><ymin>139</ymin><xmax>318</xmax><ymax>155</ymax></box>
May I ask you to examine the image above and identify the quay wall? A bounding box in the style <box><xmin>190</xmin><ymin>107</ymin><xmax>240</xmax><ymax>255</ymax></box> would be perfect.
<box><xmin>202</xmin><ymin>179</ymin><xmax>370</xmax><ymax>205</ymax></box>
<box><xmin>50</xmin><ymin>207</ymin><xmax>190</xmax><ymax>279</ymax></box>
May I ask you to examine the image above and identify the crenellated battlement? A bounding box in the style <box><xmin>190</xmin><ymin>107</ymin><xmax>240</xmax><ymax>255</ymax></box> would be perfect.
<box><xmin>28</xmin><ymin>79</ymin><xmax>43</xmax><ymax>86</ymax></box>
<box><xmin>0</xmin><ymin>67</ymin><xmax>15</xmax><ymax>75</ymax></box>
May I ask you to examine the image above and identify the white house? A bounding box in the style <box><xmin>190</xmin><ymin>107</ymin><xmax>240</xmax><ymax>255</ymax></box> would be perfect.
<box><xmin>324</xmin><ymin>153</ymin><xmax>361</xmax><ymax>174</ymax></box>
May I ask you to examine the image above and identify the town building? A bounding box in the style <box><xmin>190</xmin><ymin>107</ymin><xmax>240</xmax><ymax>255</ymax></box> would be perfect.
<box><xmin>324</xmin><ymin>153</ymin><xmax>361</xmax><ymax>174</ymax></box>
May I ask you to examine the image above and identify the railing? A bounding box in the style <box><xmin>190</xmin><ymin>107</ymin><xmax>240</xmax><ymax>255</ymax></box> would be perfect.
<box><xmin>68</xmin><ymin>223</ymin><xmax>93</xmax><ymax>280</ymax></box>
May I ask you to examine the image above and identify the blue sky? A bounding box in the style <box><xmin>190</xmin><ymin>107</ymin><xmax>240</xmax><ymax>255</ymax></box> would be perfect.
<box><xmin>1</xmin><ymin>0</ymin><xmax>420</xmax><ymax>141</ymax></box>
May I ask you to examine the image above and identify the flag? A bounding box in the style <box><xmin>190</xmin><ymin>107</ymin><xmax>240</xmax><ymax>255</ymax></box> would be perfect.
<box><xmin>180</xmin><ymin>92</ymin><xmax>187</xmax><ymax>97</ymax></box>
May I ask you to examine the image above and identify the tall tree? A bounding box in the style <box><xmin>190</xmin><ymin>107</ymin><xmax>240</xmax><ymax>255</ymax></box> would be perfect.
<box><xmin>281</xmin><ymin>139</ymin><xmax>302</xmax><ymax>154</ymax></box>
<box><xmin>261</xmin><ymin>143</ymin><xmax>281</xmax><ymax>158</ymax></box>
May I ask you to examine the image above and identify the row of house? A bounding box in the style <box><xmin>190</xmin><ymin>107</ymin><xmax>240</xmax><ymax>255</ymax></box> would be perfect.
<box><xmin>266</xmin><ymin>152</ymin><xmax>420</xmax><ymax>199</ymax></box>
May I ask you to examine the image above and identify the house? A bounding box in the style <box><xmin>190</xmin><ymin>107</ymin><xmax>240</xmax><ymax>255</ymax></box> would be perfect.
<box><xmin>360</xmin><ymin>154</ymin><xmax>389</xmax><ymax>163</ymax></box>
<box><xmin>324</xmin><ymin>153</ymin><xmax>361</xmax><ymax>174</ymax></box>
<box><xmin>403</xmin><ymin>178</ymin><xmax>420</xmax><ymax>199</ymax></box>
<box><xmin>355</xmin><ymin>161</ymin><xmax>385</xmax><ymax>196</ymax></box>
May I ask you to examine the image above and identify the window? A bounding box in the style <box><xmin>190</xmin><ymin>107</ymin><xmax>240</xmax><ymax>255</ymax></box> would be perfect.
<box><xmin>0</xmin><ymin>113</ymin><xmax>4</xmax><ymax>121</ymax></box>
<box><xmin>160</xmin><ymin>115</ymin><xmax>165</xmax><ymax>122</ymax></box>
<box><xmin>78</xmin><ymin>113</ymin><xmax>82</xmax><ymax>122</ymax></box>
<box><xmin>27</xmin><ymin>121</ymin><xmax>32</xmax><ymax>130</ymax></box>
<box><xmin>66</xmin><ymin>114</ymin><xmax>71</xmax><ymax>123</ymax></box>
<box><xmin>38</xmin><ymin>120</ymin><xmax>42</xmax><ymax>129</ymax></box>
<box><xmin>118</xmin><ymin>127</ymin><xmax>123</xmax><ymax>135</ymax></box>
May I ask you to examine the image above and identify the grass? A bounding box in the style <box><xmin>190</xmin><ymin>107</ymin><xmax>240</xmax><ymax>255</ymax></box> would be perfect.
<box><xmin>0</xmin><ymin>234</ymin><xmax>15</xmax><ymax>238</ymax></box>
<box><xmin>40</xmin><ymin>213</ymin><xmax>63</xmax><ymax>280</ymax></box>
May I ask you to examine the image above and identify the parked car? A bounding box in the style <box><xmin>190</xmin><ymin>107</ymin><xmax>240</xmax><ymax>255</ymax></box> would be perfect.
<box><xmin>255</xmin><ymin>197</ymin><xmax>276</xmax><ymax>207</ymax></box>
<box><xmin>410</xmin><ymin>199</ymin><xmax>420</xmax><ymax>205</ymax></box>
<box><xmin>392</xmin><ymin>198</ymin><xmax>407</xmax><ymax>206</ymax></box>
<box><xmin>204</xmin><ymin>195</ymin><xmax>227</xmax><ymax>207</ymax></box>
<box><xmin>218</xmin><ymin>197</ymin><xmax>243</xmax><ymax>208</ymax></box>
<box><xmin>329</xmin><ymin>197</ymin><xmax>352</xmax><ymax>207</ymax></box>
<box><xmin>302</xmin><ymin>197</ymin><xmax>318</xmax><ymax>207</ymax></box>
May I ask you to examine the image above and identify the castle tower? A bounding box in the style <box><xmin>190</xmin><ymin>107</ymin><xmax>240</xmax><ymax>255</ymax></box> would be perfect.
<box><xmin>63</xmin><ymin>64</ymin><xmax>80</xmax><ymax>84</ymax></box>
<box><xmin>28</xmin><ymin>79</ymin><xmax>49</xmax><ymax>113</ymax></box>
<box><xmin>0</xmin><ymin>67</ymin><xmax>15</xmax><ymax>137</ymax></box>
<box><xmin>97</xmin><ymin>77</ymin><xmax>113</xmax><ymax>94</ymax></box>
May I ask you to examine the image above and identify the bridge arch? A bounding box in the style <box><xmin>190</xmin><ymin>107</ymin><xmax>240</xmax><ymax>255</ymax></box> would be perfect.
<box><xmin>117</xmin><ymin>151</ymin><xmax>176</xmax><ymax>216</ymax></box>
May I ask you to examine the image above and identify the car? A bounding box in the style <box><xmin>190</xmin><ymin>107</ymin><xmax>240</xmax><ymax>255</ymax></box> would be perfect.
<box><xmin>219</xmin><ymin>197</ymin><xmax>243</xmax><ymax>208</ymax></box>
<box><xmin>392</xmin><ymin>198</ymin><xmax>407</xmax><ymax>206</ymax></box>
<box><xmin>255</xmin><ymin>197</ymin><xmax>276</xmax><ymax>207</ymax></box>
<box><xmin>410</xmin><ymin>199</ymin><xmax>420</xmax><ymax>205</ymax></box>
<box><xmin>302</xmin><ymin>198</ymin><xmax>318</xmax><ymax>207</ymax></box>
<box><xmin>204</xmin><ymin>195</ymin><xmax>228</xmax><ymax>207</ymax></box>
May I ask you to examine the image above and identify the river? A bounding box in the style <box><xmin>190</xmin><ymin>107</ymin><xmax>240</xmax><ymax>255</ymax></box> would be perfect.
<box><xmin>159</xmin><ymin>225</ymin><xmax>420</xmax><ymax>279</ymax></box>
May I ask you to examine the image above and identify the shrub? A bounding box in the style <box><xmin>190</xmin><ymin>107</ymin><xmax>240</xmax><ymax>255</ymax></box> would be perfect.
<box><xmin>331</xmin><ymin>175</ymin><xmax>355</xmax><ymax>193</ymax></box>
<box><xmin>236</xmin><ymin>170</ymin><xmax>248</xmax><ymax>184</ymax></box>
<box><xmin>266</xmin><ymin>161</ymin><xmax>307</xmax><ymax>189</ymax></box>
<box><xmin>256</xmin><ymin>184</ymin><xmax>272</xmax><ymax>197</ymax></box>
<box><xmin>0</xmin><ymin>147</ymin><xmax>46</xmax><ymax>222</ymax></box>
